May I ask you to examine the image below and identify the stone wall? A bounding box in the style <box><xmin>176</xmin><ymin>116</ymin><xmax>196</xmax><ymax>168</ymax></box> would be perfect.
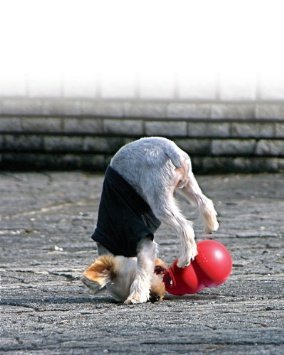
<box><xmin>0</xmin><ymin>98</ymin><xmax>284</xmax><ymax>173</ymax></box>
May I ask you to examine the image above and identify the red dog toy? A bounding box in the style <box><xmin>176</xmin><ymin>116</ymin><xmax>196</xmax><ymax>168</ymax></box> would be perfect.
<box><xmin>163</xmin><ymin>240</ymin><xmax>233</xmax><ymax>295</ymax></box>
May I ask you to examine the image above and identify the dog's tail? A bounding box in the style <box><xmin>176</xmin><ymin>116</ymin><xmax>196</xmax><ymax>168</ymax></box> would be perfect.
<box><xmin>82</xmin><ymin>255</ymin><xmax>115</xmax><ymax>293</ymax></box>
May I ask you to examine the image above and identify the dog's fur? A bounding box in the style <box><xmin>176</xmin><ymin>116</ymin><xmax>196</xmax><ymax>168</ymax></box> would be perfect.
<box><xmin>82</xmin><ymin>137</ymin><xmax>219</xmax><ymax>304</ymax></box>
<box><xmin>82</xmin><ymin>252</ymin><xmax>168</xmax><ymax>303</ymax></box>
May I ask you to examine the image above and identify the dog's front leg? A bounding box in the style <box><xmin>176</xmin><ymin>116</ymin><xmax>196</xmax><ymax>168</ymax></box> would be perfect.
<box><xmin>125</xmin><ymin>239</ymin><xmax>156</xmax><ymax>305</ymax></box>
<box><xmin>180</xmin><ymin>171</ymin><xmax>219</xmax><ymax>234</ymax></box>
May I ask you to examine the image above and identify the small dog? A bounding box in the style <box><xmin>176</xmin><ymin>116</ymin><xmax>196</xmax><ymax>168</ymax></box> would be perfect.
<box><xmin>82</xmin><ymin>137</ymin><xmax>219</xmax><ymax>304</ymax></box>
<box><xmin>83</xmin><ymin>253</ymin><xmax>168</xmax><ymax>303</ymax></box>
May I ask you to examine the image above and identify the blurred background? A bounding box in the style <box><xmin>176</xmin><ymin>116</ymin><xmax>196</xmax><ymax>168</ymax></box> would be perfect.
<box><xmin>0</xmin><ymin>0</ymin><xmax>283</xmax><ymax>173</ymax></box>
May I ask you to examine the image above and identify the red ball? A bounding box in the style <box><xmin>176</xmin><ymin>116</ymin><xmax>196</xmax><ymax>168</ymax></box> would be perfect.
<box><xmin>163</xmin><ymin>259</ymin><xmax>203</xmax><ymax>295</ymax></box>
<box><xmin>163</xmin><ymin>240</ymin><xmax>232</xmax><ymax>295</ymax></box>
<box><xmin>196</xmin><ymin>240</ymin><xmax>233</xmax><ymax>287</ymax></box>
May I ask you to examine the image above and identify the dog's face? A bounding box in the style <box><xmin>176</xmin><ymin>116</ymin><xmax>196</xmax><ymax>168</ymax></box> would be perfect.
<box><xmin>83</xmin><ymin>255</ymin><xmax>168</xmax><ymax>303</ymax></box>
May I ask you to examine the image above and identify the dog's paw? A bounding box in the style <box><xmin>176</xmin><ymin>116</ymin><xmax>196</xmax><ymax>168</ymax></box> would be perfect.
<box><xmin>203</xmin><ymin>200</ymin><xmax>219</xmax><ymax>233</ymax></box>
<box><xmin>205</xmin><ymin>219</ymin><xmax>219</xmax><ymax>234</ymax></box>
<box><xmin>124</xmin><ymin>291</ymin><xmax>149</xmax><ymax>305</ymax></box>
<box><xmin>177</xmin><ymin>245</ymin><xmax>198</xmax><ymax>268</ymax></box>
<box><xmin>177</xmin><ymin>256</ymin><xmax>191</xmax><ymax>268</ymax></box>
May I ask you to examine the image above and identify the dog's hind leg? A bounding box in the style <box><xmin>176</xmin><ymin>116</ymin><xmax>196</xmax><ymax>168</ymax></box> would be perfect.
<box><xmin>179</xmin><ymin>171</ymin><xmax>219</xmax><ymax>234</ymax></box>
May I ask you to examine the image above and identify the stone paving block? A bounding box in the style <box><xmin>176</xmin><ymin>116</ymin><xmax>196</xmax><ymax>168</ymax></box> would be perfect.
<box><xmin>231</xmin><ymin>122</ymin><xmax>275</xmax><ymax>138</ymax></box>
<box><xmin>44</xmin><ymin>136</ymin><xmax>84</xmax><ymax>152</ymax></box>
<box><xmin>103</xmin><ymin>119</ymin><xmax>143</xmax><ymax>136</ymax></box>
<box><xmin>1</xmin><ymin>99</ymin><xmax>284</xmax><ymax>124</ymax></box>
<box><xmin>211</xmin><ymin>103</ymin><xmax>255</xmax><ymax>120</ymax></box>
<box><xmin>255</xmin><ymin>103</ymin><xmax>284</xmax><ymax>120</ymax></box>
<box><xmin>278</xmin><ymin>157</ymin><xmax>284</xmax><ymax>171</ymax></box>
<box><xmin>80</xmin><ymin>100</ymin><xmax>125</xmax><ymax>117</ymax></box>
<box><xmin>188</xmin><ymin>122</ymin><xmax>230</xmax><ymax>137</ymax></box>
<box><xmin>80</xmin><ymin>154</ymin><xmax>107</xmax><ymax>170</ymax></box>
<box><xmin>83</xmin><ymin>136</ymin><xmax>125</xmax><ymax>153</ymax></box>
<box><xmin>145</xmin><ymin>121</ymin><xmax>187</xmax><ymax>137</ymax></box>
<box><xmin>0</xmin><ymin>117</ymin><xmax>22</xmax><ymax>132</ymax></box>
<box><xmin>4</xmin><ymin>134</ymin><xmax>43</xmax><ymax>151</ymax></box>
<box><xmin>167</xmin><ymin>103</ymin><xmax>211</xmax><ymax>119</ymax></box>
<box><xmin>63</xmin><ymin>118</ymin><xmax>103</xmax><ymax>134</ymax></box>
<box><xmin>192</xmin><ymin>156</ymin><xmax>284</xmax><ymax>173</ymax></box>
<box><xmin>275</xmin><ymin>123</ymin><xmax>284</xmax><ymax>138</ymax></box>
<box><xmin>21</xmin><ymin>117</ymin><xmax>62</xmax><ymax>132</ymax></box>
<box><xmin>231</xmin><ymin>157</ymin><xmax>280</xmax><ymax>172</ymax></box>
<box><xmin>0</xmin><ymin>98</ymin><xmax>44</xmax><ymax>115</ymax></box>
<box><xmin>175</xmin><ymin>138</ymin><xmax>211</xmax><ymax>155</ymax></box>
<box><xmin>124</xmin><ymin>102</ymin><xmax>167</xmax><ymax>118</ymax></box>
<box><xmin>256</xmin><ymin>140</ymin><xmax>284</xmax><ymax>156</ymax></box>
<box><xmin>41</xmin><ymin>99</ymin><xmax>82</xmax><ymax>116</ymax></box>
<box><xmin>52</xmin><ymin>153</ymin><xmax>107</xmax><ymax>170</ymax></box>
<box><xmin>1</xmin><ymin>152</ymin><xmax>108</xmax><ymax>170</ymax></box>
<box><xmin>0</xmin><ymin>99</ymin><xmax>123</xmax><ymax>117</ymax></box>
<box><xmin>211</xmin><ymin>139</ymin><xmax>256</xmax><ymax>156</ymax></box>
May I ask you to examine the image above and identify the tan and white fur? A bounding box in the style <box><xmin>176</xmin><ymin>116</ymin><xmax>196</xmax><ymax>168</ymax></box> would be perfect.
<box><xmin>83</xmin><ymin>137</ymin><xmax>219</xmax><ymax>304</ymax></box>
<box><xmin>82</xmin><ymin>248</ymin><xmax>167</xmax><ymax>303</ymax></box>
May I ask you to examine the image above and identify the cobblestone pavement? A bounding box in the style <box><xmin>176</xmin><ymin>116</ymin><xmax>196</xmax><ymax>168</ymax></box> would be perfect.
<box><xmin>0</xmin><ymin>172</ymin><xmax>283</xmax><ymax>354</ymax></box>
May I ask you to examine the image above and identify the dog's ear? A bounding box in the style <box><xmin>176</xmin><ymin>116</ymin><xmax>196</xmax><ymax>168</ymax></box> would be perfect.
<box><xmin>82</xmin><ymin>255</ymin><xmax>115</xmax><ymax>292</ymax></box>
